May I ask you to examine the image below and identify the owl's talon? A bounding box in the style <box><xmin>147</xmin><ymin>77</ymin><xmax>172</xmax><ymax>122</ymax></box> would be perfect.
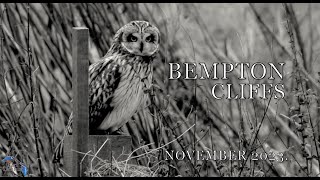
<box><xmin>112</xmin><ymin>128</ymin><xmax>130</xmax><ymax>136</ymax></box>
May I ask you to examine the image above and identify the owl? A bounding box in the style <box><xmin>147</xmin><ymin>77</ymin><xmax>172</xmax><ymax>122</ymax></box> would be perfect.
<box><xmin>89</xmin><ymin>20</ymin><xmax>160</xmax><ymax>134</ymax></box>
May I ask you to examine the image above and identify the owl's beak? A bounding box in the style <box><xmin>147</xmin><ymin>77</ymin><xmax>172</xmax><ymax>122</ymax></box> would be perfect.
<box><xmin>139</xmin><ymin>42</ymin><xmax>144</xmax><ymax>52</ymax></box>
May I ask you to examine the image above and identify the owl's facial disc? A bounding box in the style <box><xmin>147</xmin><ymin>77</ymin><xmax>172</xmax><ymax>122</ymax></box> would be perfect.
<box><xmin>120</xmin><ymin>24</ymin><xmax>159</xmax><ymax>56</ymax></box>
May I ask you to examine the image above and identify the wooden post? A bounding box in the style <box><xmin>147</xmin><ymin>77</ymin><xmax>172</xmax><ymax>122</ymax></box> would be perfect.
<box><xmin>64</xmin><ymin>27</ymin><xmax>133</xmax><ymax>177</ymax></box>
<box><xmin>65</xmin><ymin>27</ymin><xmax>89</xmax><ymax>177</ymax></box>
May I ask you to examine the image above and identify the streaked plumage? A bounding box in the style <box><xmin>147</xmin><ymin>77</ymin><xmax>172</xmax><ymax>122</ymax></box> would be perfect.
<box><xmin>89</xmin><ymin>20</ymin><xmax>160</xmax><ymax>134</ymax></box>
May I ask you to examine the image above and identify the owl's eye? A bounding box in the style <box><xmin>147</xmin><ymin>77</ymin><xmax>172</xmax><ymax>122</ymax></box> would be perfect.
<box><xmin>127</xmin><ymin>34</ymin><xmax>138</xmax><ymax>42</ymax></box>
<box><xmin>145</xmin><ymin>35</ymin><xmax>155</xmax><ymax>43</ymax></box>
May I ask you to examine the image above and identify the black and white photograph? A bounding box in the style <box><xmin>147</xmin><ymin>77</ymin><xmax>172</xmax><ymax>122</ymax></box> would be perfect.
<box><xmin>0</xmin><ymin>3</ymin><xmax>320</xmax><ymax>177</ymax></box>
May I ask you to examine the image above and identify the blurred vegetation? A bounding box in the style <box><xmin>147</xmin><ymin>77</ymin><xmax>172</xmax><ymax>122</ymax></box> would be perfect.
<box><xmin>0</xmin><ymin>3</ymin><xmax>320</xmax><ymax>177</ymax></box>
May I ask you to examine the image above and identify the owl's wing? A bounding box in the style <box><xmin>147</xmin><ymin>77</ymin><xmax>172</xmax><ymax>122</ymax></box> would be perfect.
<box><xmin>89</xmin><ymin>57</ymin><xmax>122</xmax><ymax>130</ymax></box>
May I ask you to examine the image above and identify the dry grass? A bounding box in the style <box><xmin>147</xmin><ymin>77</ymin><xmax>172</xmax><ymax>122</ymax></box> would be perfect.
<box><xmin>87</xmin><ymin>161</ymin><xmax>154</xmax><ymax>177</ymax></box>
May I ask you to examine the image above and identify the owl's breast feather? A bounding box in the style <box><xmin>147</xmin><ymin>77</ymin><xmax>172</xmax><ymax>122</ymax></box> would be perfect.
<box><xmin>97</xmin><ymin>61</ymin><xmax>152</xmax><ymax>131</ymax></box>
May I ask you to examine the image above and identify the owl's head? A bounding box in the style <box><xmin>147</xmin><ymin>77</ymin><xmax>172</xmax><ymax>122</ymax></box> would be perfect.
<box><xmin>112</xmin><ymin>21</ymin><xmax>160</xmax><ymax>56</ymax></box>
